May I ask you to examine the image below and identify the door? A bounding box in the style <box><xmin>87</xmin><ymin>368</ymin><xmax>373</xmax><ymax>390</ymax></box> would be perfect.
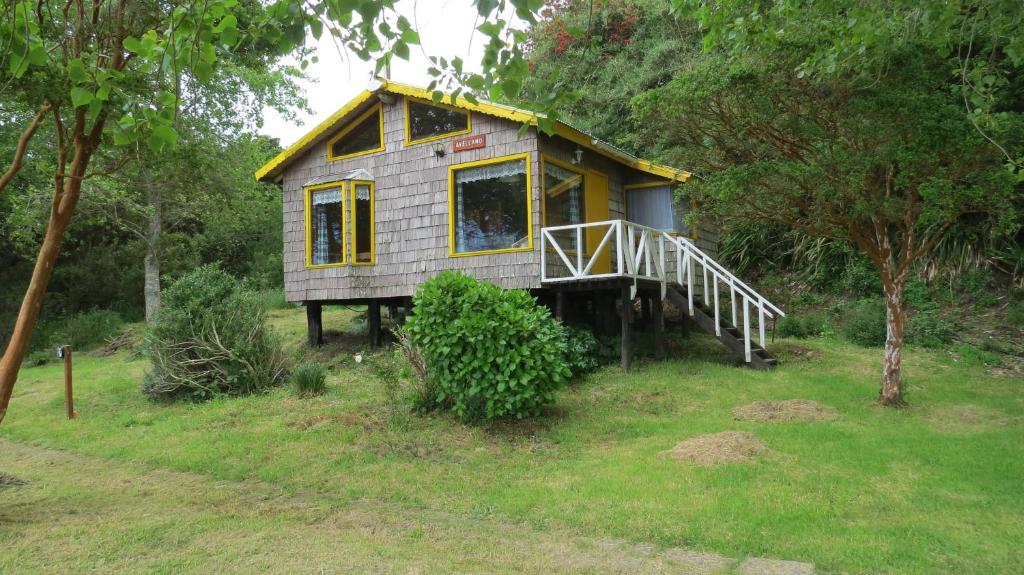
<box><xmin>585</xmin><ymin>170</ymin><xmax>611</xmax><ymax>274</ymax></box>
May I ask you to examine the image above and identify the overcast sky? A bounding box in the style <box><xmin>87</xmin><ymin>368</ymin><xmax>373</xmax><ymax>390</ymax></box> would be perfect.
<box><xmin>258</xmin><ymin>0</ymin><xmax>506</xmax><ymax>147</ymax></box>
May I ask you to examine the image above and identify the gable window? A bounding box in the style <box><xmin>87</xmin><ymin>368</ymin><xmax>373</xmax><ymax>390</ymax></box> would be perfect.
<box><xmin>351</xmin><ymin>181</ymin><xmax>375</xmax><ymax>264</ymax></box>
<box><xmin>542</xmin><ymin>158</ymin><xmax>585</xmax><ymax>227</ymax></box>
<box><xmin>327</xmin><ymin>103</ymin><xmax>384</xmax><ymax>161</ymax></box>
<box><xmin>449</xmin><ymin>153</ymin><xmax>532</xmax><ymax>256</ymax></box>
<box><xmin>625</xmin><ymin>183</ymin><xmax>691</xmax><ymax>235</ymax></box>
<box><xmin>406</xmin><ymin>97</ymin><xmax>471</xmax><ymax>145</ymax></box>
<box><xmin>306</xmin><ymin>184</ymin><xmax>346</xmax><ymax>267</ymax></box>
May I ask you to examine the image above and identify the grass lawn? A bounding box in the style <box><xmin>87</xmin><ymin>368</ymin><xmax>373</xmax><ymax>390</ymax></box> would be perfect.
<box><xmin>2</xmin><ymin>306</ymin><xmax>1023</xmax><ymax>574</ymax></box>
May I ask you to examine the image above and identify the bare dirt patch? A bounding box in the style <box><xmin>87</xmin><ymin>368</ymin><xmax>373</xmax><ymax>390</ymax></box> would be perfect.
<box><xmin>925</xmin><ymin>404</ymin><xmax>1015</xmax><ymax>433</ymax></box>
<box><xmin>733</xmin><ymin>400</ymin><xmax>839</xmax><ymax>423</ymax></box>
<box><xmin>663</xmin><ymin>431</ymin><xmax>774</xmax><ymax>466</ymax></box>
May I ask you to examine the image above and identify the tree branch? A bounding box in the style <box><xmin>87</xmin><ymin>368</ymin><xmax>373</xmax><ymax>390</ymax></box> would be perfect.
<box><xmin>0</xmin><ymin>102</ymin><xmax>52</xmax><ymax>196</ymax></box>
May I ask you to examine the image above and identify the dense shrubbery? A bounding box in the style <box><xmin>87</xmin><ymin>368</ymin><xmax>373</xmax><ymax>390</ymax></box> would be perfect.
<box><xmin>907</xmin><ymin>309</ymin><xmax>959</xmax><ymax>348</ymax></box>
<box><xmin>142</xmin><ymin>265</ymin><xmax>288</xmax><ymax>402</ymax></box>
<box><xmin>839</xmin><ymin>299</ymin><xmax>888</xmax><ymax>347</ymax></box>
<box><xmin>775</xmin><ymin>313</ymin><xmax>828</xmax><ymax>339</ymax></box>
<box><xmin>404</xmin><ymin>271</ymin><xmax>570</xmax><ymax>422</ymax></box>
<box><xmin>564</xmin><ymin>325</ymin><xmax>600</xmax><ymax>377</ymax></box>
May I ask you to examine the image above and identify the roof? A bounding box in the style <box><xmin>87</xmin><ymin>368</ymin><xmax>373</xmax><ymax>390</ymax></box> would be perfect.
<box><xmin>254</xmin><ymin>78</ymin><xmax>691</xmax><ymax>183</ymax></box>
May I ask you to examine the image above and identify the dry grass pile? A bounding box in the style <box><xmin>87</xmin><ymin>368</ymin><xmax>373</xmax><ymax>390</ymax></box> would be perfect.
<box><xmin>733</xmin><ymin>399</ymin><xmax>839</xmax><ymax>422</ymax></box>
<box><xmin>0</xmin><ymin>471</ymin><xmax>27</xmax><ymax>488</ymax></box>
<box><xmin>662</xmin><ymin>431</ymin><xmax>773</xmax><ymax>466</ymax></box>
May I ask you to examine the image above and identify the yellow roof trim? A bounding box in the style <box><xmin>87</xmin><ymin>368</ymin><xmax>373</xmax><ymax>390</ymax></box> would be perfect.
<box><xmin>255</xmin><ymin>80</ymin><xmax>690</xmax><ymax>183</ymax></box>
<box><xmin>255</xmin><ymin>90</ymin><xmax>375</xmax><ymax>182</ymax></box>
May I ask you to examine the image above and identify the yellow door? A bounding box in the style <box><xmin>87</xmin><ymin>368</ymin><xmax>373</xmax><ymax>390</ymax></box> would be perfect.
<box><xmin>585</xmin><ymin>170</ymin><xmax>611</xmax><ymax>274</ymax></box>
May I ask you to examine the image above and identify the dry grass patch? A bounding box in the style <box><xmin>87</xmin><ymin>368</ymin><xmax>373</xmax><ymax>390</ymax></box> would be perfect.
<box><xmin>663</xmin><ymin>431</ymin><xmax>774</xmax><ymax>466</ymax></box>
<box><xmin>0</xmin><ymin>471</ymin><xmax>27</xmax><ymax>488</ymax></box>
<box><xmin>925</xmin><ymin>404</ymin><xmax>1015</xmax><ymax>433</ymax></box>
<box><xmin>733</xmin><ymin>400</ymin><xmax>839</xmax><ymax>423</ymax></box>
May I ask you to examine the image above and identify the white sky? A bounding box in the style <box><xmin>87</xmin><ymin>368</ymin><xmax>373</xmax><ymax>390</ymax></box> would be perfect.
<box><xmin>258</xmin><ymin>0</ymin><xmax>503</xmax><ymax>147</ymax></box>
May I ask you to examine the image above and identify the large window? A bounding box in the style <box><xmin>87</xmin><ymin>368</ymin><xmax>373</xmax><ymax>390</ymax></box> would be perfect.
<box><xmin>327</xmin><ymin>103</ymin><xmax>384</xmax><ymax>161</ymax></box>
<box><xmin>307</xmin><ymin>184</ymin><xmax>345</xmax><ymax>267</ymax></box>
<box><xmin>406</xmin><ymin>97</ymin><xmax>471</xmax><ymax>145</ymax></box>
<box><xmin>542</xmin><ymin>158</ymin><xmax>585</xmax><ymax>226</ymax></box>
<box><xmin>351</xmin><ymin>182</ymin><xmax>375</xmax><ymax>264</ymax></box>
<box><xmin>449</xmin><ymin>154</ymin><xmax>532</xmax><ymax>256</ymax></box>
<box><xmin>625</xmin><ymin>183</ymin><xmax>691</xmax><ymax>235</ymax></box>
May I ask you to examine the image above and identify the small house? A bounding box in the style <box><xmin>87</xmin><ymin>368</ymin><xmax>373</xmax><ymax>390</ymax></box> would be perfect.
<box><xmin>256</xmin><ymin>79</ymin><xmax>783</xmax><ymax>368</ymax></box>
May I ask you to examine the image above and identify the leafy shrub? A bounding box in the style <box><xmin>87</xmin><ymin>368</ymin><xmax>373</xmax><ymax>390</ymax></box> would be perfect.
<box><xmin>1007</xmin><ymin>300</ymin><xmax>1024</xmax><ymax>328</ymax></box>
<box><xmin>841</xmin><ymin>256</ymin><xmax>882</xmax><ymax>297</ymax></box>
<box><xmin>839</xmin><ymin>299</ymin><xmax>887</xmax><ymax>347</ymax></box>
<box><xmin>404</xmin><ymin>271</ymin><xmax>569</xmax><ymax>422</ymax></box>
<box><xmin>564</xmin><ymin>325</ymin><xmax>600</xmax><ymax>377</ymax></box>
<box><xmin>24</xmin><ymin>350</ymin><xmax>52</xmax><ymax>367</ymax></box>
<box><xmin>907</xmin><ymin>309</ymin><xmax>959</xmax><ymax>348</ymax></box>
<box><xmin>142</xmin><ymin>265</ymin><xmax>288</xmax><ymax>402</ymax></box>
<box><xmin>904</xmin><ymin>278</ymin><xmax>938</xmax><ymax>312</ymax></box>
<box><xmin>775</xmin><ymin>313</ymin><xmax>828</xmax><ymax>339</ymax></box>
<box><xmin>291</xmin><ymin>361</ymin><xmax>328</xmax><ymax>396</ymax></box>
<box><xmin>47</xmin><ymin>309</ymin><xmax>125</xmax><ymax>352</ymax></box>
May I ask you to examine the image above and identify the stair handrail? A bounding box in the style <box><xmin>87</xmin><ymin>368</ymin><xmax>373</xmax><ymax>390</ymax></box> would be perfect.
<box><xmin>666</xmin><ymin>233</ymin><xmax>785</xmax><ymax>319</ymax></box>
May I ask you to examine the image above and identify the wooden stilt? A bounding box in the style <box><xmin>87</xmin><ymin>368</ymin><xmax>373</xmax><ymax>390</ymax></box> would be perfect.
<box><xmin>621</xmin><ymin>283</ymin><xmax>632</xmax><ymax>371</ymax></box>
<box><xmin>641</xmin><ymin>295</ymin><xmax>652</xmax><ymax>324</ymax></box>
<box><xmin>368</xmin><ymin>299</ymin><xmax>381</xmax><ymax>349</ymax></box>
<box><xmin>306</xmin><ymin>302</ymin><xmax>323</xmax><ymax>347</ymax></box>
<box><xmin>653</xmin><ymin>295</ymin><xmax>665</xmax><ymax>359</ymax></box>
<box><xmin>555</xmin><ymin>290</ymin><xmax>565</xmax><ymax>322</ymax></box>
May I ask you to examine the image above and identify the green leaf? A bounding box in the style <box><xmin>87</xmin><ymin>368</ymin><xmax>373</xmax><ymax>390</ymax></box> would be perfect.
<box><xmin>147</xmin><ymin>124</ymin><xmax>178</xmax><ymax>152</ymax></box>
<box><xmin>70</xmin><ymin>87</ymin><xmax>94</xmax><ymax>108</ymax></box>
<box><xmin>68</xmin><ymin>58</ymin><xmax>88</xmax><ymax>83</ymax></box>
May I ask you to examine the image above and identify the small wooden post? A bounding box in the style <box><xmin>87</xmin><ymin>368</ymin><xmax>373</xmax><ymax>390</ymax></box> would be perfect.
<box><xmin>555</xmin><ymin>290</ymin><xmax>565</xmax><ymax>322</ymax></box>
<box><xmin>62</xmin><ymin>346</ymin><xmax>76</xmax><ymax>419</ymax></box>
<box><xmin>306</xmin><ymin>302</ymin><xmax>323</xmax><ymax>347</ymax></box>
<box><xmin>653</xmin><ymin>295</ymin><xmax>665</xmax><ymax>359</ymax></box>
<box><xmin>641</xmin><ymin>295</ymin><xmax>652</xmax><ymax>325</ymax></box>
<box><xmin>621</xmin><ymin>283</ymin><xmax>632</xmax><ymax>371</ymax></box>
<box><xmin>368</xmin><ymin>299</ymin><xmax>381</xmax><ymax>349</ymax></box>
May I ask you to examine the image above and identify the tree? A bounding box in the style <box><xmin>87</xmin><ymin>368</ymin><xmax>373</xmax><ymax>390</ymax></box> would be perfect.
<box><xmin>0</xmin><ymin>0</ymin><xmax>557</xmax><ymax>423</ymax></box>
<box><xmin>627</xmin><ymin>1</ymin><xmax>1021</xmax><ymax>405</ymax></box>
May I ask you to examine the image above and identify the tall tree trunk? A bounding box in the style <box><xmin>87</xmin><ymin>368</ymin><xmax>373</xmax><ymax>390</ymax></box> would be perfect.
<box><xmin>879</xmin><ymin>277</ymin><xmax>907</xmax><ymax>406</ymax></box>
<box><xmin>144</xmin><ymin>184</ymin><xmax>162</xmax><ymax>325</ymax></box>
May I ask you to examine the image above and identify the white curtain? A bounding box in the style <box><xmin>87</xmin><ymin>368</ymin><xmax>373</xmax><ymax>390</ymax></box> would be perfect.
<box><xmin>627</xmin><ymin>186</ymin><xmax>689</xmax><ymax>233</ymax></box>
<box><xmin>312</xmin><ymin>187</ymin><xmax>342</xmax><ymax>264</ymax></box>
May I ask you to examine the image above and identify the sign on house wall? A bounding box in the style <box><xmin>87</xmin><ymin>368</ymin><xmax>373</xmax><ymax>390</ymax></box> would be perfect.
<box><xmin>453</xmin><ymin>134</ymin><xmax>486</xmax><ymax>152</ymax></box>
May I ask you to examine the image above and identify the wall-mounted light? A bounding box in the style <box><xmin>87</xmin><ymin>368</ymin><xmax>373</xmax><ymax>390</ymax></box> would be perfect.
<box><xmin>572</xmin><ymin>146</ymin><xmax>584</xmax><ymax>165</ymax></box>
<box><xmin>432</xmin><ymin>143</ymin><xmax>446</xmax><ymax>159</ymax></box>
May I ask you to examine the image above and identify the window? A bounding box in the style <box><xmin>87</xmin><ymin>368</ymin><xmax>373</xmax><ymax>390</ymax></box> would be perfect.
<box><xmin>625</xmin><ymin>183</ymin><xmax>690</xmax><ymax>235</ymax></box>
<box><xmin>406</xmin><ymin>97</ymin><xmax>471</xmax><ymax>145</ymax></box>
<box><xmin>449</xmin><ymin>154</ymin><xmax>532</xmax><ymax>256</ymax></box>
<box><xmin>351</xmin><ymin>181</ymin><xmax>375</xmax><ymax>264</ymax></box>
<box><xmin>306</xmin><ymin>184</ymin><xmax>345</xmax><ymax>267</ymax></box>
<box><xmin>542</xmin><ymin>158</ymin><xmax>585</xmax><ymax>226</ymax></box>
<box><xmin>327</xmin><ymin>103</ymin><xmax>384</xmax><ymax>161</ymax></box>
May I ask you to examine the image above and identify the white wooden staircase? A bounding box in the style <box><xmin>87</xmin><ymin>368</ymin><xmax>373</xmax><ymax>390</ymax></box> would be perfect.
<box><xmin>541</xmin><ymin>220</ymin><xmax>785</xmax><ymax>369</ymax></box>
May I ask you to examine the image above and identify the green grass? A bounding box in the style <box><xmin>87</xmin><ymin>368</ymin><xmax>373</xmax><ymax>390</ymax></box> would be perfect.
<box><xmin>2</xmin><ymin>306</ymin><xmax>1023</xmax><ymax>574</ymax></box>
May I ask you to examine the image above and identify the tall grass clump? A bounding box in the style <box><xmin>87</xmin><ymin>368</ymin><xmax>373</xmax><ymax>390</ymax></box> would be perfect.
<box><xmin>404</xmin><ymin>271</ymin><xmax>570</xmax><ymax>422</ymax></box>
<box><xmin>291</xmin><ymin>361</ymin><xmax>328</xmax><ymax>396</ymax></box>
<box><xmin>142</xmin><ymin>265</ymin><xmax>288</xmax><ymax>402</ymax></box>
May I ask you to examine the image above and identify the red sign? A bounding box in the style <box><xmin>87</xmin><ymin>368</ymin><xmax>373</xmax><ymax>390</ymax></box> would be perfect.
<box><xmin>453</xmin><ymin>134</ymin><xmax>486</xmax><ymax>152</ymax></box>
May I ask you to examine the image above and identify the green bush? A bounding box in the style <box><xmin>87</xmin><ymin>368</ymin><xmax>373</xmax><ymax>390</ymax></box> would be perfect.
<box><xmin>47</xmin><ymin>309</ymin><xmax>125</xmax><ymax>352</ymax></box>
<box><xmin>564</xmin><ymin>325</ymin><xmax>600</xmax><ymax>377</ymax></box>
<box><xmin>907</xmin><ymin>309</ymin><xmax>959</xmax><ymax>348</ymax></box>
<box><xmin>291</xmin><ymin>361</ymin><xmax>328</xmax><ymax>396</ymax></box>
<box><xmin>839</xmin><ymin>299</ymin><xmax>887</xmax><ymax>347</ymax></box>
<box><xmin>775</xmin><ymin>313</ymin><xmax>828</xmax><ymax>339</ymax></box>
<box><xmin>404</xmin><ymin>271</ymin><xmax>569</xmax><ymax>422</ymax></box>
<box><xmin>841</xmin><ymin>256</ymin><xmax>882</xmax><ymax>297</ymax></box>
<box><xmin>1007</xmin><ymin>301</ymin><xmax>1024</xmax><ymax>328</ymax></box>
<box><xmin>142</xmin><ymin>265</ymin><xmax>288</xmax><ymax>402</ymax></box>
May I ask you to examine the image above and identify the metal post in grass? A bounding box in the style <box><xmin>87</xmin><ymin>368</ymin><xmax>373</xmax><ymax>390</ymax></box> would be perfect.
<box><xmin>56</xmin><ymin>345</ymin><xmax>77</xmax><ymax>419</ymax></box>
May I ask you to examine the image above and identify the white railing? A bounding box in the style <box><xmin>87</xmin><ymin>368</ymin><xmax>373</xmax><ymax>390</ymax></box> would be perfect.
<box><xmin>540</xmin><ymin>219</ymin><xmax>785</xmax><ymax>363</ymax></box>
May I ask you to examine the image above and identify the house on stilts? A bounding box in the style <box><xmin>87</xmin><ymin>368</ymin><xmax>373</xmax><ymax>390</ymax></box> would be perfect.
<box><xmin>255</xmin><ymin>79</ymin><xmax>784</xmax><ymax>369</ymax></box>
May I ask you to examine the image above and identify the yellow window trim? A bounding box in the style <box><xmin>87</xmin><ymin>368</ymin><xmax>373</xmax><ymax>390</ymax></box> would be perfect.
<box><xmin>350</xmin><ymin>180</ymin><xmax>376</xmax><ymax>266</ymax></box>
<box><xmin>403</xmin><ymin>96</ymin><xmax>472</xmax><ymax>146</ymax></box>
<box><xmin>447</xmin><ymin>152</ymin><xmax>534</xmax><ymax>258</ymax></box>
<box><xmin>623</xmin><ymin>180</ymin><xmax>673</xmax><ymax>190</ymax></box>
<box><xmin>326</xmin><ymin>102</ymin><xmax>385</xmax><ymax>162</ymax></box>
<box><xmin>304</xmin><ymin>181</ymin><xmax>348</xmax><ymax>269</ymax></box>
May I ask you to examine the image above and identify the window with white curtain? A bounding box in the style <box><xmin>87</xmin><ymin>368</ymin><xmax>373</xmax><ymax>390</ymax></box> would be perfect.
<box><xmin>309</xmin><ymin>186</ymin><xmax>344</xmax><ymax>266</ymax></box>
<box><xmin>626</xmin><ymin>185</ymin><xmax>690</xmax><ymax>234</ymax></box>
<box><xmin>451</xmin><ymin>157</ymin><xmax>530</xmax><ymax>254</ymax></box>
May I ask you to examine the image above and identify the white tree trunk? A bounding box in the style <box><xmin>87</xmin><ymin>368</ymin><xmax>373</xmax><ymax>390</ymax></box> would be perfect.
<box><xmin>143</xmin><ymin>185</ymin><xmax>162</xmax><ymax>325</ymax></box>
